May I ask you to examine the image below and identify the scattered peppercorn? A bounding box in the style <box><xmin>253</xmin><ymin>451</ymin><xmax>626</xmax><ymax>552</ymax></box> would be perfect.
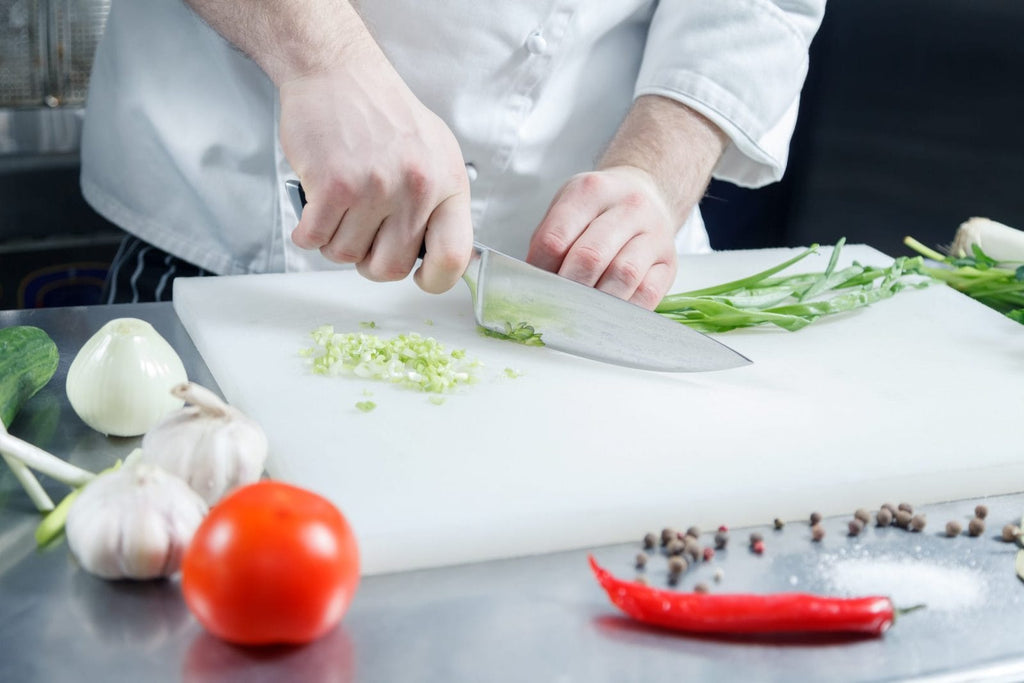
<box><xmin>684</xmin><ymin>538</ymin><xmax>701</xmax><ymax>563</ymax></box>
<box><xmin>685</xmin><ymin>526</ymin><xmax>701</xmax><ymax>540</ymax></box>
<box><xmin>852</xmin><ymin>509</ymin><xmax>869</xmax><ymax>525</ymax></box>
<box><xmin>713</xmin><ymin>568</ymin><xmax>724</xmax><ymax>583</ymax></box>
<box><xmin>773</xmin><ymin>518</ymin><xmax>785</xmax><ymax>530</ymax></box>
<box><xmin>714</xmin><ymin>530</ymin><xmax>729</xmax><ymax>550</ymax></box>
<box><xmin>898</xmin><ymin>502</ymin><xmax>914</xmax><ymax>514</ymax></box>
<box><xmin>635</xmin><ymin>553</ymin><xmax>648</xmax><ymax>570</ymax></box>
<box><xmin>643</xmin><ymin>532</ymin><xmax>657</xmax><ymax>550</ymax></box>
<box><xmin>975</xmin><ymin>504</ymin><xmax>989</xmax><ymax>520</ymax></box>
<box><xmin>909</xmin><ymin>515</ymin><xmax>927</xmax><ymax>532</ymax></box>
<box><xmin>666</xmin><ymin>539</ymin><xmax>685</xmax><ymax>556</ymax></box>
<box><xmin>945</xmin><ymin>520</ymin><xmax>963</xmax><ymax>537</ymax></box>
<box><xmin>968</xmin><ymin>517</ymin><xmax>985</xmax><ymax>537</ymax></box>
<box><xmin>668</xmin><ymin>555</ymin><xmax>687</xmax><ymax>575</ymax></box>
<box><xmin>694</xmin><ymin>582</ymin><xmax>710</xmax><ymax>594</ymax></box>
<box><xmin>1002</xmin><ymin>524</ymin><xmax>1021</xmax><ymax>543</ymax></box>
<box><xmin>751</xmin><ymin>540</ymin><xmax>765</xmax><ymax>555</ymax></box>
<box><xmin>660</xmin><ymin>528</ymin><xmax>676</xmax><ymax>547</ymax></box>
<box><xmin>717</xmin><ymin>525</ymin><xmax>729</xmax><ymax>533</ymax></box>
<box><xmin>848</xmin><ymin>519</ymin><xmax>863</xmax><ymax>537</ymax></box>
<box><xmin>810</xmin><ymin>512</ymin><xmax>822</xmax><ymax>526</ymax></box>
<box><xmin>811</xmin><ymin>524</ymin><xmax>825</xmax><ymax>542</ymax></box>
<box><xmin>702</xmin><ymin>546</ymin><xmax>715</xmax><ymax>562</ymax></box>
<box><xmin>876</xmin><ymin>507</ymin><xmax>893</xmax><ymax>527</ymax></box>
<box><xmin>895</xmin><ymin>510</ymin><xmax>913</xmax><ymax>529</ymax></box>
<box><xmin>749</xmin><ymin>532</ymin><xmax>764</xmax><ymax>547</ymax></box>
<box><xmin>882</xmin><ymin>503</ymin><xmax>898</xmax><ymax>516</ymax></box>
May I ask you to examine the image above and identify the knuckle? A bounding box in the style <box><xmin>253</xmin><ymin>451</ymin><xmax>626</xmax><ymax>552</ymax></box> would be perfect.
<box><xmin>533</xmin><ymin>230</ymin><xmax>571</xmax><ymax>259</ymax></box>
<box><xmin>621</xmin><ymin>190</ymin><xmax>647</xmax><ymax>211</ymax></box>
<box><xmin>606</xmin><ymin>260</ymin><xmax>643</xmax><ymax>290</ymax></box>
<box><xmin>320</xmin><ymin>243</ymin><xmax>363</xmax><ymax>264</ymax></box>
<box><xmin>568</xmin><ymin>244</ymin><xmax>605</xmax><ymax>273</ymax></box>
<box><xmin>402</xmin><ymin>164</ymin><xmax>434</xmax><ymax>203</ymax></box>
<box><xmin>631</xmin><ymin>281</ymin><xmax>661</xmax><ymax>310</ymax></box>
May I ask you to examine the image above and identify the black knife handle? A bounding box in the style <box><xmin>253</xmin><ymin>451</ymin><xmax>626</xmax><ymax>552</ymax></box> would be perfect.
<box><xmin>285</xmin><ymin>180</ymin><xmax>427</xmax><ymax>260</ymax></box>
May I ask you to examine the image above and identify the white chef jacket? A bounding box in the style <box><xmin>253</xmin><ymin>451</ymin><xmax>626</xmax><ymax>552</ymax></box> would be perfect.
<box><xmin>80</xmin><ymin>0</ymin><xmax>825</xmax><ymax>276</ymax></box>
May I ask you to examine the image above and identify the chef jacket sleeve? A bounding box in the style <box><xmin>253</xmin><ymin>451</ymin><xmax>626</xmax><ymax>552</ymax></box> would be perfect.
<box><xmin>634</xmin><ymin>0</ymin><xmax>827</xmax><ymax>188</ymax></box>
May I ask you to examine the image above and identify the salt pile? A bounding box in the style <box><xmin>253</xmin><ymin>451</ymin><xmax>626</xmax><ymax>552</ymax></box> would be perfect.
<box><xmin>825</xmin><ymin>557</ymin><xmax>986</xmax><ymax>613</ymax></box>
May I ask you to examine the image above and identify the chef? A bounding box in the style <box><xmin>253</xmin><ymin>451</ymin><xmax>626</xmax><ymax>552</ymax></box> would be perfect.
<box><xmin>80</xmin><ymin>0</ymin><xmax>826</xmax><ymax>307</ymax></box>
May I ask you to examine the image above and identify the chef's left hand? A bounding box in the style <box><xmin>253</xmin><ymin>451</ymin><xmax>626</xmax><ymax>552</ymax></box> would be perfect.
<box><xmin>526</xmin><ymin>165</ymin><xmax>677</xmax><ymax>311</ymax></box>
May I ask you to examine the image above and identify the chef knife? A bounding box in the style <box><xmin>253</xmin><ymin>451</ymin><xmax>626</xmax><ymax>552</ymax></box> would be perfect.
<box><xmin>286</xmin><ymin>180</ymin><xmax>750</xmax><ymax>372</ymax></box>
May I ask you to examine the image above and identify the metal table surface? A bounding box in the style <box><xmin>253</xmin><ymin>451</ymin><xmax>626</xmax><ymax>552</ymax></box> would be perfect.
<box><xmin>1</xmin><ymin>302</ymin><xmax>1024</xmax><ymax>683</ymax></box>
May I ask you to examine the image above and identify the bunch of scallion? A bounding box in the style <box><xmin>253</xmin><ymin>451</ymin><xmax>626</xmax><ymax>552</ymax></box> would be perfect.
<box><xmin>903</xmin><ymin>236</ymin><xmax>1024</xmax><ymax>324</ymax></box>
<box><xmin>655</xmin><ymin>239</ymin><xmax>928</xmax><ymax>333</ymax></box>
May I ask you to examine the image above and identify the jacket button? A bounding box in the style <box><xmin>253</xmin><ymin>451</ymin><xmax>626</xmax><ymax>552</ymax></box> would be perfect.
<box><xmin>525</xmin><ymin>31</ymin><xmax>548</xmax><ymax>56</ymax></box>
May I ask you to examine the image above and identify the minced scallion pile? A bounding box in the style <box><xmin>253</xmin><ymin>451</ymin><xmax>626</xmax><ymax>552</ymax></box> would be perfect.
<box><xmin>301</xmin><ymin>325</ymin><xmax>480</xmax><ymax>393</ymax></box>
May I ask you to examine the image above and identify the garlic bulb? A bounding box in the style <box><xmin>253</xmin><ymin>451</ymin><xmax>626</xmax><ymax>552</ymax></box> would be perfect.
<box><xmin>140</xmin><ymin>382</ymin><xmax>268</xmax><ymax>505</ymax></box>
<box><xmin>66</xmin><ymin>318</ymin><xmax>188</xmax><ymax>437</ymax></box>
<box><xmin>66</xmin><ymin>460</ymin><xmax>208</xmax><ymax>580</ymax></box>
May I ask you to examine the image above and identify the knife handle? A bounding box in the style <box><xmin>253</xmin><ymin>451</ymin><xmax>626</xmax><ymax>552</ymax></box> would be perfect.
<box><xmin>285</xmin><ymin>180</ymin><xmax>427</xmax><ymax>260</ymax></box>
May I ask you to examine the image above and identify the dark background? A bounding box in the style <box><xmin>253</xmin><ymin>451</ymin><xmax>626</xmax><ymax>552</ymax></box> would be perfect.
<box><xmin>3</xmin><ymin>0</ymin><xmax>1023</xmax><ymax>308</ymax></box>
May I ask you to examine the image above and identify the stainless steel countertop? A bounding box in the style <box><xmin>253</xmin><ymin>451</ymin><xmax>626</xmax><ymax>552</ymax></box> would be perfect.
<box><xmin>2</xmin><ymin>302</ymin><xmax>1024</xmax><ymax>683</ymax></box>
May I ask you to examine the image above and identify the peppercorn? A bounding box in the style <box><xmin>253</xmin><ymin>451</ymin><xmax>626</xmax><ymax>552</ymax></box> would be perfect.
<box><xmin>968</xmin><ymin>517</ymin><xmax>986</xmax><ymax>537</ymax></box>
<box><xmin>635</xmin><ymin>553</ymin><xmax>648</xmax><ymax>570</ymax></box>
<box><xmin>1002</xmin><ymin>524</ymin><xmax>1021</xmax><ymax>543</ymax></box>
<box><xmin>876</xmin><ymin>507</ymin><xmax>893</xmax><ymax>527</ymax></box>
<box><xmin>810</xmin><ymin>512</ymin><xmax>822</xmax><ymax>526</ymax></box>
<box><xmin>717</xmin><ymin>525</ymin><xmax>729</xmax><ymax>532</ymax></box>
<box><xmin>702</xmin><ymin>546</ymin><xmax>715</xmax><ymax>562</ymax></box>
<box><xmin>660</xmin><ymin>528</ymin><xmax>676</xmax><ymax>547</ymax></box>
<box><xmin>694</xmin><ymin>582</ymin><xmax>710</xmax><ymax>594</ymax></box>
<box><xmin>666</xmin><ymin>539</ymin><xmax>685</xmax><ymax>556</ymax></box>
<box><xmin>811</xmin><ymin>524</ymin><xmax>825</xmax><ymax>542</ymax></box>
<box><xmin>909</xmin><ymin>514</ymin><xmax>927</xmax><ymax>532</ymax></box>
<box><xmin>848</xmin><ymin>519</ymin><xmax>863</xmax><ymax>537</ymax></box>
<box><xmin>773</xmin><ymin>518</ymin><xmax>785</xmax><ymax>530</ymax></box>
<box><xmin>881</xmin><ymin>502</ymin><xmax>898</xmax><ymax>516</ymax></box>
<box><xmin>749</xmin><ymin>532</ymin><xmax>764</xmax><ymax>547</ymax></box>
<box><xmin>714</xmin><ymin>530</ymin><xmax>729</xmax><ymax>550</ymax></box>
<box><xmin>975</xmin><ymin>504</ymin><xmax>989</xmax><ymax>520</ymax></box>
<box><xmin>684</xmin><ymin>537</ymin><xmax>701</xmax><ymax>563</ymax></box>
<box><xmin>643</xmin><ymin>532</ymin><xmax>657</xmax><ymax>550</ymax></box>
<box><xmin>668</xmin><ymin>555</ymin><xmax>688</xmax><ymax>575</ymax></box>
<box><xmin>898</xmin><ymin>502</ymin><xmax>914</xmax><ymax>514</ymax></box>
<box><xmin>667</xmin><ymin>572</ymin><xmax>680</xmax><ymax>587</ymax></box>
<box><xmin>895</xmin><ymin>510</ymin><xmax>913</xmax><ymax>529</ymax></box>
<box><xmin>713</xmin><ymin>568</ymin><xmax>724</xmax><ymax>583</ymax></box>
<box><xmin>945</xmin><ymin>520</ymin><xmax>963</xmax><ymax>537</ymax></box>
<box><xmin>685</xmin><ymin>526</ymin><xmax>701</xmax><ymax>540</ymax></box>
<box><xmin>854</xmin><ymin>508</ymin><xmax>871</xmax><ymax>525</ymax></box>
<box><xmin>751</xmin><ymin>540</ymin><xmax>765</xmax><ymax>555</ymax></box>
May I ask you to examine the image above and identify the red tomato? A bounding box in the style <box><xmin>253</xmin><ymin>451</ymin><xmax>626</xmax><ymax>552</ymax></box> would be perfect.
<box><xmin>181</xmin><ymin>480</ymin><xmax>360</xmax><ymax>646</ymax></box>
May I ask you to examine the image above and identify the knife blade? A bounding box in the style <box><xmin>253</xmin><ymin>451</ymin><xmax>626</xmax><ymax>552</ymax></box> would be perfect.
<box><xmin>285</xmin><ymin>180</ymin><xmax>750</xmax><ymax>372</ymax></box>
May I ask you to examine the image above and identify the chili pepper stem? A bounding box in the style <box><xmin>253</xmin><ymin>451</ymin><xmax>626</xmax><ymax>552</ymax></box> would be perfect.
<box><xmin>895</xmin><ymin>604</ymin><xmax>927</xmax><ymax>620</ymax></box>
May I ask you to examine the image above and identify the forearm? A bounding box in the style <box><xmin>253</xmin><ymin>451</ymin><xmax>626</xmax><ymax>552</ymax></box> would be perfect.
<box><xmin>598</xmin><ymin>95</ymin><xmax>728</xmax><ymax>227</ymax></box>
<box><xmin>183</xmin><ymin>0</ymin><xmax>377</xmax><ymax>85</ymax></box>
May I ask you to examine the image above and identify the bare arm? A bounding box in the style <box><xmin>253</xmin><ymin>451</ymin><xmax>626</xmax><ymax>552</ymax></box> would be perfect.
<box><xmin>527</xmin><ymin>95</ymin><xmax>728</xmax><ymax>309</ymax></box>
<box><xmin>183</xmin><ymin>0</ymin><xmax>473</xmax><ymax>292</ymax></box>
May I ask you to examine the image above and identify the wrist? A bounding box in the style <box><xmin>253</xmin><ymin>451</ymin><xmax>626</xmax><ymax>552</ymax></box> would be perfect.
<box><xmin>598</xmin><ymin>95</ymin><xmax>727</xmax><ymax>226</ymax></box>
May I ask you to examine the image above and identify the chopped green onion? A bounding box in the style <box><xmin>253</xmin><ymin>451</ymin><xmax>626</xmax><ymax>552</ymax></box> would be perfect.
<box><xmin>304</xmin><ymin>326</ymin><xmax>481</xmax><ymax>393</ymax></box>
<box><xmin>355</xmin><ymin>401</ymin><xmax>377</xmax><ymax>413</ymax></box>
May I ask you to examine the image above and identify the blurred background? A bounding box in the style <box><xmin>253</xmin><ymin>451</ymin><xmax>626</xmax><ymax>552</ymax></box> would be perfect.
<box><xmin>1</xmin><ymin>0</ymin><xmax>1022</xmax><ymax>309</ymax></box>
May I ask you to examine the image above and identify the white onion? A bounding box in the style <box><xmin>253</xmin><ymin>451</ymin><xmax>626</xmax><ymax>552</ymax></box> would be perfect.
<box><xmin>66</xmin><ymin>318</ymin><xmax>188</xmax><ymax>437</ymax></box>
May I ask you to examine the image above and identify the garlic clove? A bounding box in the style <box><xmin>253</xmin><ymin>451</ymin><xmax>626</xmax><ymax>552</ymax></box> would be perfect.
<box><xmin>66</xmin><ymin>461</ymin><xmax>208</xmax><ymax>580</ymax></box>
<box><xmin>141</xmin><ymin>382</ymin><xmax>269</xmax><ymax>505</ymax></box>
<box><xmin>66</xmin><ymin>318</ymin><xmax>188</xmax><ymax>437</ymax></box>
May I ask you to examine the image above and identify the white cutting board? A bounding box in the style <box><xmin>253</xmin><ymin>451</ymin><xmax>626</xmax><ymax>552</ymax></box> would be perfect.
<box><xmin>173</xmin><ymin>245</ymin><xmax>1024</xmax><ymax>575</ymax></box>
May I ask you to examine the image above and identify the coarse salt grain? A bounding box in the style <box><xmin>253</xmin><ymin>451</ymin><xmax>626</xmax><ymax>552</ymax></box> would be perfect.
<box><xmin>825</xmin><ymin>557</ymin><xmax>986</xmax><ymax>613</ymax></box>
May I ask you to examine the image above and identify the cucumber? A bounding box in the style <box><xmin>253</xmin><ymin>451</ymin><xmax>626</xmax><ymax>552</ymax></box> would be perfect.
<box><xmin>0</xmin><ymin>325</ymin><xmax>60</xmax><ymax>428</ymax></box>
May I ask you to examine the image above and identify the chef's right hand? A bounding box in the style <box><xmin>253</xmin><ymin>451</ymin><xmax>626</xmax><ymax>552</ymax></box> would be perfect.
<box><xmin>279</xmin><ymin>54</ymin><xmax>473</xmax><ymax>294</ymax></box>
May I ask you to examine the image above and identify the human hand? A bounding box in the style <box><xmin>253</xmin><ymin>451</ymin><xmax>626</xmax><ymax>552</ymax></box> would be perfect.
<box><xmin>279</xmin><ymin>60</ymin><xmax>473</xmax><ymax>294</ymax></box>
<box><xmin>525</xmin><ymin>166</ymin><xmax>678</xmax><ymax>310</ymax></box>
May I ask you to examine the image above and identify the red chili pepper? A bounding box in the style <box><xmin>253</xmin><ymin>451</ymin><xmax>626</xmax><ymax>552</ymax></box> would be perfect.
<box><xmin>588</xmin><ymin>555</ymin><xmax>896</xmax><ymax>637</ymax></box>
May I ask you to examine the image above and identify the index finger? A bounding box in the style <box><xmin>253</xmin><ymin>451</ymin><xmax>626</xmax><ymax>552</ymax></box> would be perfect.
<box><xmin>413</xmin><ymin>192</ymin><xmax>473</xmax><ymax>294</ymax></box>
